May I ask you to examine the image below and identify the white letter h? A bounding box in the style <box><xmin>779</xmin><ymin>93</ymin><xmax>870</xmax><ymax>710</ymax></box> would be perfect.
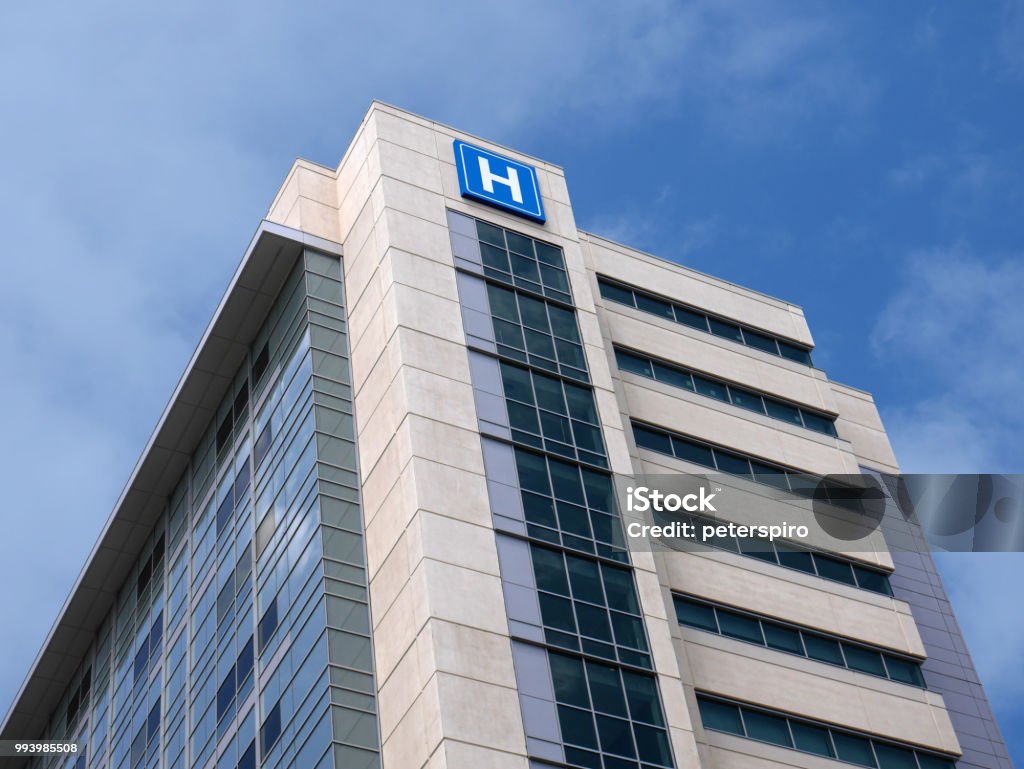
<box><xmin>478</xmin><ymin>156</ymin><xmax>523</xmax><ymax>203</ymax></box>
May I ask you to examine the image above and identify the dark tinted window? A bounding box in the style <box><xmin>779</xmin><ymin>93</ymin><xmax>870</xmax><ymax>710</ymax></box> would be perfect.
<box><xmin>779</xmin><ymin>341</ymin><xmax>813</xmax><ymax>365</ymax></box>
<box><xmin>743</xmin><ymin>710</ymin><xmax>793</xmax><ymax>747</ymax></box>
<box><xmin>717</xmin><ymin>611</ymin><xmax>763</xmax><ymax>644</ymax></box>
<box><xmin>675</xmin><ymin>600</ymin><xmax>717</xmax><ymax>632</ymax></box>
<box><xmin>709</xmin><ymin>318</ymin><xmax>743</xmax><ymax>342</ymax></box>
<box><xmin>765</xmin><ymin>399</ymin><xmax>802</xmax><ymax>425</ymax></box>
<box><xmin>804</xmin><ymin>635</ymin><xmax>844</xmax><ymax>666</ymax></box>
<box><xmin>833</xmin><ymin>732</ymin><xmax>877</xmax><ymax>767</ymax></box>
<box><xmin>743</xmin><ymin>330</ymin><xmax>779</xmax><ymax>354</ymax></box>
<box><xmin>698</xmin><ymin>699</ymin><xmax>743</xmax><ymax>734</ymax></box>
<box><xmin>791</xmin><ymin>722</ymin><xmax>834</xmax><ymax>757</ymax></box>
<box><xmin>261</xmin><ymin>703</ymin><xmax>282</xmax><ymax>754</ymax></box>
<box><xmin>763</xmin><ymin>624</ymin><xmax>803</xmax><ymax>654</ymax></box>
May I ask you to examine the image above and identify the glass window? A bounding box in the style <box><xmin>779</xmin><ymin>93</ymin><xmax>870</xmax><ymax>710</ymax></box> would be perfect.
<box><xmin>550</xmin><ymin>653</ymin><xmax>590</xmax><ymax>708</ymax></box>
<box><xmin>621</xmin><ymin>671</ymin><xmax>663</xmax><ymax>727</ymax></box>
<box><xmin>477</xmin><ymin>220</ymin><xmax>506</xmax><ymax>246</ymax></box>
<box><xmin>501</xmin><ymin>363</ymin><xmax>533</xmax><ymax>403</ymax></box>
<box><xmin>651</xmin><ymin>362</ymin><xmax>693</xmax><ymax>391</ymax></box>
<box><xmin>601</xmin><ymin>565</ymin><xmax>639</xmax><ymax>614</ymax></box>
<box><xmin>586</xmin><ymin>662</ymin><xmax>628</xmax><ymax>717</ymax></box>
<box><xmin>615</xmin><ymin>350</ymin><xmax>653</xmax><ymax>377</ymax></box>
<box><xmin>599</xmin><ymin>280</ymin><xmax>636</xmax><ymax>307</ymax></box>
<box><xmin>575</xmin><ymin>602</ymin><xmax>613</xmax><ymax>642</ymax></box>
<box><xmin>729</xmin><ymin>388</ymin><xmax>765</xmax><ymax>414</ymax></box>
<box><xmin>675</xmin><ymin>599</ymin><xmax>717</xmax><ymax>632</ymax></box>
<box><xmin>884</xmin><ymin>656</ymin><xmax>925</xmax><ymax>687</ymax></box>
<box><xmin>539</xmin><ymin>264</ymin><xmax>571</xmax><ymax>298</ymax></box>
<box><xmin>852</xmin><ymin>565</ymin><xmax>893</xmax><ymax>596</ymax></box>
<box><xmin>743</xmin><ymin>710</ymin><xmax>793</xmax><ymax>747</ymax></box>
<box><xmin>673</xmin><ymin>305</ymin><xmax>708</xmax><ymax>331</ymax></box>
<box><xmin>565</xmin><ymin>556</ymin><xmax>603</xmax><ymax>605</ymax></box>
<box><xmin>481</xmin><ymin>243</ymin><xmax>511</xmax><ymax>273</ymax></box>
<box><xmin>709</xmin><ymin>318</ymin><xmax>743</xmax><ymax>342</ymax></box>
<box><xmin>260</xmin><ymin>703</ymin><xmax>281</xmax><ymax>754</ymax></box>
<box><xmin>791</xmin><ymin>722</ymin><xmax>834</xmax><ymax>757</ymax></box>
<box><xmin>524</xmin><ymin>373</ymin><xmax>560</xmax><ymax>413</ymax></box>
<box><xmin>488</xmin><ymin>284</ymin><xmax>519</xmax><ymax>322</ymax></box>
<box><xmin>535</xmin><ymin>242</ymin><xmax>564</xmax><ymax>267</ymax></box>
<box><xmin>550</xmin><ymin>459</ymin><xmax>585</xmax><ymax>504</ymax></box>
<box><xmin>596</xmin><ymin>714</ymin><xmax>635</xmax><ymax>758</ymax></box>
<box><xmin>832</xmin><ymin>732</ymin><xmax>877</xmax><ymax>767</ymax></box>
<box><xmin>802</xmin><ymin>411</ymin><xmax>837</xmax><ymax>436</ymax></box>
<box><xmin>765</xmin><ymin>399</ymin><xmax>802</xmax><ymax>426</ymax></box>
<box><xmin>697</xmin><ymin>699</ymin><xmax>743</xmax><ymax>735</ymax></box>
<box><xmin>715</xmin><ymin>451</ymin><xmax>751</xmax><ymax>478</ymax></box>
<box><xmin>635</xmin><ymin>293</ymin><xmax>673</xmax><ymax>319</ymax></box>
<box><xmin>258</xmin><ymin>599</ymin><xmax>278</xmax><ymax>651</ymax></box>
<box><xmin>217</xmin><ymin>667</ymin><xmax>235</xmax><ymax>720</ymax></box>
<box><xmin>803</xmin><ymin>635</ymin><xmax>844</xmax><ymax>666</ymax></box>
<box><xmin>814</xmin><ymin>555</ymin><xmax>857</xmax><ymax>586</ymax></box>
<box><xmin>875</xmin><ymin>744</ymin><xmax>918</xmax><ymax>769</ymax></box>
<box><xmin>519</xmin><ymin>295</ymin><xmax>550</xmax><ymax>331</ymax></box>
<box><xmin>565</xmin><ymin>383</ymin><xmax>597</xmax><ymax>423</ymax></box>
<box><xmin>559</xmin><ymin>705</ymin><xmax>598</xmax><ymax>749</ymax></box>
<box><xmin>540</xmin><ymin>593</ymin><xmax>576</xmax><ymax>633</ymax></box>
<box><xmin>634</xmin><ymin>723</ymin><xmax>672</xmax><ymax>766</ymax></box>
<box><xmin>506</xmin><ymin>231</ymin><xmax>533</xmax><ymax>256</ymax></box>
<box><xmin>548</xmin><ymin>306</ymin><xmax>579</xmax><ymax>341</ymax></box>
<box><xmin>751</xmin><ymin>461</ymin><xmax>790</xmax><ymax>491</ymax></box>
<box><xmin>634</xmin><ymin>426</ymin><xmax>672</xmax><ymax>454</ymax></box>
<box><xmin>516</xmin><ymin>451</ymin><xmax>550</xmax><ymax>494</ymax></box>
<box><xmin>763</xmin><ymin>624</ymin><xmax>803</xmax><ymax>655</ymax></box>
<box><xmin>843</xmin><ymin>644</ymin><xmax>887</xmax><ymax>677</ymax></box>
<box><xmin>692</xmin><ymin>375</ymin><xmax>728</xmax><ymax>402</ymax></box>
<box><xmin>717</xmin><ymin>611</ymin><xmax>763</xmax><ymax>644</ymax></box>
<box><xmin>532</xmin><ymin>546</ymin><xmax>569</xmax><ymax>593</ymax></box>
<box><xmin>775</xmin><ymin>542</ymin><xmax>815</xmax><ymax>573</ymax></box>
<box><xmin>672</xmin><ymin>438</ymin><xmax>715</xmax><ymax>469</ymax></box>
<box><xmin>743</xmin><ymin>330</ymin><xmax>779</xmax><ymax>354</ymax></box>
<box><xmin>778</xmin><ymin>341</ymin><xmax>813</xmax><ymax>365</ymax></box>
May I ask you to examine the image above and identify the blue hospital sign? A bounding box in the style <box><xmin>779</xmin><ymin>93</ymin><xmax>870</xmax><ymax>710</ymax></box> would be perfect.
<box><xmin>453</xmin><ymin>140</ymin><xmax>545</xmax><ymax>223</ymax></box>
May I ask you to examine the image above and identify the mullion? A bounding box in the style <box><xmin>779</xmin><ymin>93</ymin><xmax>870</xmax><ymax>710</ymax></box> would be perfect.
<box><xmin>470</xmin><ymin>217</ymin><xmax>574</xmax><ymax>304</ymax></box>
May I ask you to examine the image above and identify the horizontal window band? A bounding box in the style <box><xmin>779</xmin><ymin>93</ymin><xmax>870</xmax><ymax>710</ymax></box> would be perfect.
<box><xmin>614</xmin><ymin>346</ymin><xmax>837</xmax><ymax>438</ymax></box>
<box><xmin>661</xmin><ymin>507</ymin><xmax>894</xmax><ymax>596</ymax></box>
<box><xmin>631</xmin><ymin>420</ymin><xmax>874</xmax><ymax>517</ymax></box>
<box><xmin>598</xmin><ymin>276</ymin><xmax>813</xmax><ymax>366</ymax></box>
<box><xmin>695</xmin><ymin>693</ymin><xmax>956</xmax><ymax>769</ymax></box>
<box><xmin>674</xmin><ymin>594</ymin><xmax>925</xmax><ymax>687</ymax></box>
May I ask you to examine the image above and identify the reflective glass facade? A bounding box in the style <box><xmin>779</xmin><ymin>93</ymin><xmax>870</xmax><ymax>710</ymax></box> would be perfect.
<box><xmin>23</xmin><ymin>248</ymin><xmax>380</xmax><ymax>769</ymax></box>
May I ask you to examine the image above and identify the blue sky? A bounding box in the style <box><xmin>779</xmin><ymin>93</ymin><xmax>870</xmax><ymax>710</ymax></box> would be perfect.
<box><xmin>0</xmin><ymin>0</ymin><xmax>1021</xmax><ymax>762</ymax></box>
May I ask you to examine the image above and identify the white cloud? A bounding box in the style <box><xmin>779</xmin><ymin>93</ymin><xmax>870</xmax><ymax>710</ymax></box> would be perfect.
<box><xmin>872</xmin><ymin>245</ymin><xmax>1024</xmax><ymax>473</ymax></box>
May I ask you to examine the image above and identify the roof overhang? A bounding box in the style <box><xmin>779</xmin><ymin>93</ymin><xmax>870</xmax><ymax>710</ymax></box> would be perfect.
<box><xmin>0</xmin><ymin>221</ymin><xmax>341</xmax><ymax>753</ymax></box>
